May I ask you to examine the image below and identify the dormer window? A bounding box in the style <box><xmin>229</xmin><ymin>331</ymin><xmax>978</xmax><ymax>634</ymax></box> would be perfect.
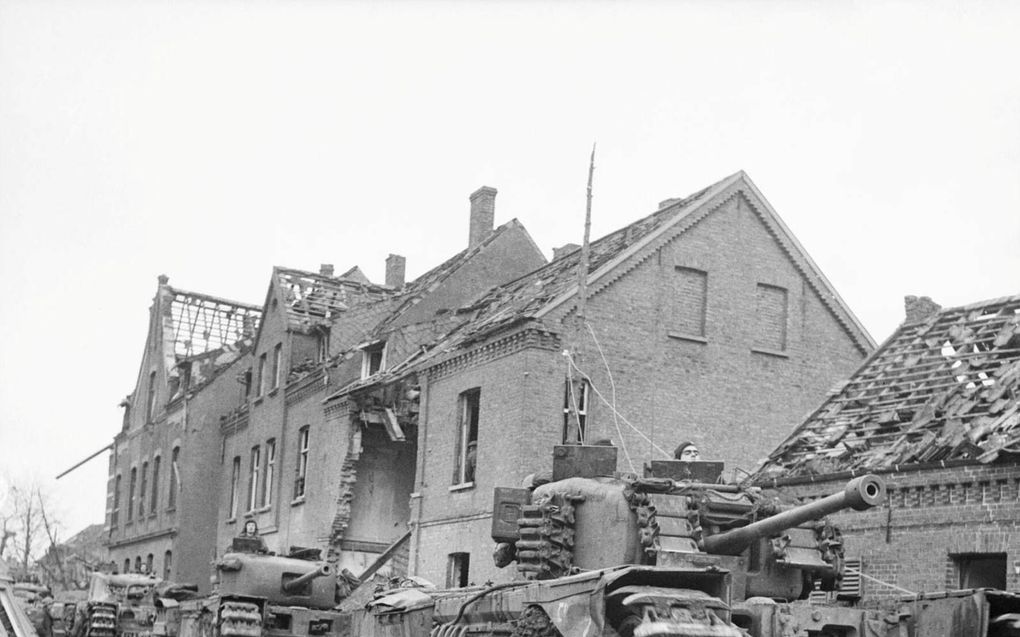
<box><xmin>361</xmin><ymin>341</ymin><xmax>386</xmax><ymax>379</ymax></box>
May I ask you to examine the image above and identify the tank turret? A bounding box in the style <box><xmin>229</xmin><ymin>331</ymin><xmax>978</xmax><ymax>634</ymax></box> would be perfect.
<box><xmin>215</xmin><ymin>554</ymin><xmax>338</xmax><ymax>610</ymax></box>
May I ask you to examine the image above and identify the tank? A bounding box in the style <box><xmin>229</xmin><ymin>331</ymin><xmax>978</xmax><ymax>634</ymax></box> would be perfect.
<box><xmin>344</xmin><ymin>445</ymin><xmax>898</xmax><ymax>637</ymax></box>
<box><xmin>82</xmin><ymin>572</ymin><xmax>160</xmax><ymax>637</ymax></box>
<box><xmin>172</xmin><ymin>542</ymin><xmax>352</xmax><ymax>637</ymax></box>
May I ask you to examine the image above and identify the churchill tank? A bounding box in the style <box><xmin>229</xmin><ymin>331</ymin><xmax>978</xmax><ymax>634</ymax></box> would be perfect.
<box><xmin>347</xmin><ymin>444</ymin><xmax>900</xmax><ymax>637</ymax></box>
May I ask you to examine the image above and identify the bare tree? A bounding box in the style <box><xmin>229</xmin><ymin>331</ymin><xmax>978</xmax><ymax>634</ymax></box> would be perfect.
<box><xmin>1</xmin><ymin>479</ymin><xmax>73</xmax><ymax>587</ymax></box>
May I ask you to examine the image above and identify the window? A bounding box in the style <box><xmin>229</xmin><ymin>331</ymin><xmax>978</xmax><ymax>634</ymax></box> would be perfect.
<box><xmin>673</xmin><ymin>267</ymin><xmax>708</xmax><ymax>338</ymax></box>
<box><xmin>138</xmin><ymin>462</ymin><xmax>148</xmax><ymax>518</ymax></box>
<box><xmin>134</xmin><ymin>556</ymin><xmax>141</xmax><ymax>573</ymax></box>
<box><xmin>168</xmin><ymin>446</ymin><xmax>180</xmax><ymax>509</ymax></box>
<box><xmin>272</xmin><ymin>343</ymin><xmax>283</xmax><ymax>389</ymax></box>
<box><xmin>247</xmin><ymin>445</ymin><xmax>261</xmax><ymax>512</ymax></box>
<box><xmin>361</xmin><ymin>342</ymin><xmax>386</xmax><ymax>379</ymax></box>
<box><xmin>562</xmin><ymin>379</ymin><xmax>591</xmax><ymax>444</ymax></box>
<box><xmin>146</xmin><ymin>371</ymin><xmax>157</xmax><ymax>422</ymax></box>
<box><xmin>163</xmin><ymin>551</ymin><xmax>172</xmax><ymax>580</ymax></box>
<box><xmin>112</xmin><ymin>474</ymin><xmax>122</xmax><ymax>528</ymax></box>
<box><xmin>229</xmin><ymin>457</ymin><xmax>241</xmax><ymax>519</ymax></box>
<box><xmin>257</xmin><ymin>353</ymin><xmax>267</xmax><ymax>396</ymax></box>
<box><xmin>242</xmin><ymin>369</ymin><xmax>253</xmax><ymax>401</ymax></box>
<box><xmin>447</xmin><ymin>552</ymin><xmax>470</xmax><ymax>588</ymax></box>
<box><xmin>262</xmin><ymin>439</ymin><xmax>276</xmax><ymax>507</ymax></box>
<box><xmin>453</xmin><ymin>389</ymin><xmax>480</xmax><ymax>485</ymax></box>
<box><xmin>755</xmin><ymin>283</ymin><xmax>788</xmax><ymax>351</ymax></box>
<box><xmin>953</xmin><ymin>553</ymin><xmax>1006</xmax><ymax>589</ymax></box>
<box><xmin>123</xmin><ymin>558</ymin><xmax>130</xmax><ymax>575</ymax></box>
<box><xmin>294</xmin><ymin>427</ymin><xmax>310</xmax><ymax>500</ymax></box>
<box><xmin>317</xmin><ymin>331</ymin><xmax>330</xmax><ymax>362</ymax></box>
<box><xmin>150</xmin><ymin>456</ymin><xmax>160</xmax><ymax>513</ymax></box>
<box><xmin>145</xmin><ymin>554</ymin><xmax>153</xmax><ymax>574</ymax></box>
<box><xmin>127</xmin><ymin>468</ymin><xmax>136</xmax><ymax>522</ymax></box>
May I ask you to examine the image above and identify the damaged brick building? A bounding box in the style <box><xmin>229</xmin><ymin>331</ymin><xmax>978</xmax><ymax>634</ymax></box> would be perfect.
<box><xmin>106</xmin><ymin>172</ymin><xmax>876</xmax><ymax>590</ymax></box>
<box><xmin>756</xmin><ymin>294</ymin><xmax>1020</xmax><ymax>603</ymax></box>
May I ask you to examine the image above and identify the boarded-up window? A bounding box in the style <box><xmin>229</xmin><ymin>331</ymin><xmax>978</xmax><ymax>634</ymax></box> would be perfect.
<box><xmin>674</xmin><ymin>267</ymin><xmax>708</xmax><ymax>337</ymax></box>
<box><xmin>755</xmin><ymin>284</ymin><xmax>788</xmax><ymax>351</ymax></box>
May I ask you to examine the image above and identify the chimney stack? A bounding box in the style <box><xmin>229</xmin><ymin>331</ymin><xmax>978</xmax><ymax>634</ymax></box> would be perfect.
<box><xmin>469</xmin><ymin>186</ymin><xmax>497</xmax><ymax>248</ymax></box>
<box><xmin>320</xmin><ymin>264</ymin><xmax>334</xmax><ymax>277</ymax></box>
<box><xmin>553</xmin><ymin>243</ymin><xmax>581</xmax><ymax>260</ymax></box>
<box><xmin>904</xmin><ymin>295</ymin><xmax>941</xmax><ymax>324</ymax></box>
<box><xmin>385</xmin><ymin>254</ymin><xmax>406</xmax><ymax>289</ymax></box>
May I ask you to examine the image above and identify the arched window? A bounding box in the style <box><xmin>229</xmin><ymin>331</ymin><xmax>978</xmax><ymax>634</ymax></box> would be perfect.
<box><xmin>123</xmin><ymin>558</ymin><xmax>130</xmax><ymax>574</ymax></box>
<box><xmin>163</xmin><ymin>551</ymin><xmax>172</xmax><ymax>580</ymax></box>
<box><xmin>145</xmin><ymin>554</ymin><xmax>153</xmax><ymax>574</ymax></box>
<box><xmin>134</xmin><ymin>556</ymin><xmax>141</xmax><ymax>573</ymax></box>
<box><xmin>128</xmin><ymin>468</ymin><xmax>137</xmax><ymax>521</ymax></box>
<box><xmin>151</xmin><ymin>456</ymin><xmax>161</xmax><ymax>513</ymax></box>
<box><xmin>168</xmin><ymin>446</ymin><xmax>180</xmax><ymax>509</ymax></box>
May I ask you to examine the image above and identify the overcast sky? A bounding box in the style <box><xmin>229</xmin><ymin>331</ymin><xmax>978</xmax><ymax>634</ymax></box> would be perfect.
<box><xmin>1</xmin><ymin>1</ymin><xmax>1018</xmax><ymax>538</ymax></box>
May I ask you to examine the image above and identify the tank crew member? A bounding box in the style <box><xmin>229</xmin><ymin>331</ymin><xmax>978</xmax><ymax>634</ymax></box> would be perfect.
<box><xmin>673</xmin><ymin>441</ymin><xmax>700</xmax><ymax>461</ymax></box>
<box><xmin>232</xmin><ymin>519</ymin><xmax>270</xmax><ymax>554</ymax></box>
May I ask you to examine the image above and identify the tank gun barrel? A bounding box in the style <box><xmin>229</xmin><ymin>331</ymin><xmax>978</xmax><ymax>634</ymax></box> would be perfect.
<box><xmin>281</xmin><ymin>563</ymin><xmax>332</xmax><ymax>594</ymax></box>
<box><xmin>702</xmin><ymin>475</ymin><xmax>885</xmax><ymax>556</ymax></box>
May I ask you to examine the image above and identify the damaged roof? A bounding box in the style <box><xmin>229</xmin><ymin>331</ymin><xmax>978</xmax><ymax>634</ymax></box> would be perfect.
<box><xmin>275</xmin><ymin>266</ymin><xmax>393</xmax><ymax>333</ymax></box>
<box><xmin>757</xmin><ymin>294</ymin><xmax>1020</xmax><ymax>479</ymax></box>
<box><xmin>165</xmin><ymin>286</ymin><xmax>262</xmax><ymax>360</ymax></box>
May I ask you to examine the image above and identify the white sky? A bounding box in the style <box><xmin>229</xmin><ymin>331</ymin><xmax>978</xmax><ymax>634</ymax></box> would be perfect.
<box><xmin>1</xmin><ymin>0</ymin><xmax>1018</xmax><ymax>538</ymax></box>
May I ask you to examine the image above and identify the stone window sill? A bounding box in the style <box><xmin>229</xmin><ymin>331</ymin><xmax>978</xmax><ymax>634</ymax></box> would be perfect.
<box><xmin>291</xmin><ymin>496</ymin><xmax>306</xmax><ymax>507</ymax></box>
<box><xmin>751</xmin><ymin>347</ymin><xmax>789</xmax><ymax>359</ymax></box>
<box><xmin>667</xmin><ymin>332</ymin><xmax>707</xmax><ymax>344</ymax></box>
<box><xmin>226</xmin><ymin>517</ymin><xmax>236</xmax><ymax>525</ymax></box>
<box><xmin>449</xmin><ymin>482</ymin><xmax>475</xmax><ymax>493</ymax></box>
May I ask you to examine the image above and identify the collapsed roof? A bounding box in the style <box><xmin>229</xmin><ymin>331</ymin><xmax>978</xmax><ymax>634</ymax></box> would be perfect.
<box><xmin>274</xmin><ymin>267</ymin><xmax>392</xmax><ymax>333</ymax></box>
<box><xmin>757</xmin><ymin>294</ymin><xmax>1020</xmax><ymax>480</ymax></box>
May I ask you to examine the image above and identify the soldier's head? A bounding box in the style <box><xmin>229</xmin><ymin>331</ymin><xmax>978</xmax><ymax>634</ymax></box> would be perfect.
<box><xmin>243</xmin><ymin>519</ymin><xmax>258</xmax><ymax>536</ymax></box>
<box><xmin>673</xmin><ymin>441</ymin><xmax>700</xmax><ymax>461</ymax></box>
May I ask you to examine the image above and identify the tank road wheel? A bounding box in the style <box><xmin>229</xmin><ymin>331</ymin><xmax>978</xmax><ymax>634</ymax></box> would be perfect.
<box><xmin>509</xmin><ymin>606</ymin><xmax>562</xmax><ymax>637</ymax></box>
<box><xmin>86</xmin><ymin>606</ymin><xmax>117</xmax><ymax>637</ymax></box>
<box><xmin>218</xmin><ymin>601</ymin><xmax>262</xmax><ymax>637</ymax></box>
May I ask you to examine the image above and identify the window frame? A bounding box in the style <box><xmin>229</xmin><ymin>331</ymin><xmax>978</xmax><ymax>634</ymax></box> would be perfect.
<box><xmin>262</xmin><ymin>439</ymin><xmax>276</xmax><ymax>508</ymax></box>
<box><xmin>247</xmin><ymin>445</ymin><xmax>261</xmax><ymax>512</ymax></box>
<box><xmin>127</xmin><ymin>467</ymin><xmax>137</xmax><ymax>522</ymax></box>
<box><xmin>138</xmin><ymin>461</ymin><xmax>148</xmax><ymax>518</ymax></box>
<box><xmin>150</xmin><ymin>456</ymin><xmax>160</xmax><ymax>514</ymax></box>
<box><xmin>229</xmin><ymin>456</ymin><xmax>241</xmax><ymax>519</ymax></box>
<box><xmin>453</xmin><ymin>388</ymin><xmax>481</xmax><ymax>486</ymax></box>
<box><xmin>167</xmin><ymin>446</ymin><xmax>180</xmax><ymax>510</ymax></box>
<box><xmin>256</xmin><ymin>353</ymin><xmax>267</xmax><ymax>396</ymax></box>
<box><xmin>272</xmin><ymin>343</ymin><xmax>283</xmax><ymax>389</ymax></box>
<box><xmin>562</xmin><ymin>379</ymin><xmax>591</xmax><ymax>444</ymax></box>
<box><xmin>360</xmin><ymin>342</ymin><xmax>387</xmax><ymax>379</ymax></box>
<box><xmin>294</xmin><ymin>426</ymin><xmax>310</xmax><ymax>500</ymax></box>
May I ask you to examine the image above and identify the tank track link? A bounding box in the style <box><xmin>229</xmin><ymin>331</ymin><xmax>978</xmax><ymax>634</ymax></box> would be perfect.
<box><xmin>218</xmin><ymin>601</ymin><xmax>262</xmax><ymax>637</ymax></box>
<box><xmin>86</xmin><ymin>605</ymin><xmax>117</xmax><ymax>637</ymax></box>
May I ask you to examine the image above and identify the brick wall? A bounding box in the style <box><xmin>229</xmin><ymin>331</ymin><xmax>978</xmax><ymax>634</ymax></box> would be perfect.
<box><xmin>774</xmin><ymin>463</ymin><xmax>1020</xmax><ymax>605</ymax></box>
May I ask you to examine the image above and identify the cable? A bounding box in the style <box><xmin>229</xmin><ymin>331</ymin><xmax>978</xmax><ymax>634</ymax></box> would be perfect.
<box><xmin>585</xmin><ymin>322</ymin><xmax>621</xmax><ymax>438</ymax></box>
<box><xmin>562</xmin><ymin>350</ymin><xmax>671</xmax><ymax>460</ymax></box>
<box><xmin>843</xmin><ymin>567</ymin><xmax>916</xmax><ymax>596</ymax></box>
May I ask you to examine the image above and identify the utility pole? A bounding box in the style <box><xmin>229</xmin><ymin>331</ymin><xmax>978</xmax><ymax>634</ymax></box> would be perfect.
<box><xmin>566</xmin><ymin>144</ymin><xmax>595</xmax><ymax>444</ymax></box>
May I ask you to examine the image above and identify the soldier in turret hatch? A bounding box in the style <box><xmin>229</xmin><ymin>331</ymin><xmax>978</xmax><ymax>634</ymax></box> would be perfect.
<box><xmin>673</xmin><ymin>441</ymin><xmax>700</xmax><ymax>461</ymax></box>
<box><xmin>232</xmin><ymin>519</ymin><xmax>270</xmax><ymax>554</ymax></box>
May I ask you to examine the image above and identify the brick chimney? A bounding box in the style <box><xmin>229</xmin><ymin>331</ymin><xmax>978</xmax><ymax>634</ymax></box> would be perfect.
<box><xmin>320</xmin><ymin>264</ymin><xmax>334</xmax><ymax>277</ymax></box>
<box><xmin>904</xmin><ymin>295</ymin><xmax>941</xmax><ymax>324</ymax></box>
<box><xmin>385</xmin><ymin>254</ymin><xmax>406</xmax><ymax>289</ymax></box>
<box><xmin>553</xmin><ymin>243</ymin><xmax>581</xmax><ymax>260</ymax></box>
<box><xmin>469</xmin><ymin>186</ymin><xmax>497</xmax><ymax>248</ymax></box>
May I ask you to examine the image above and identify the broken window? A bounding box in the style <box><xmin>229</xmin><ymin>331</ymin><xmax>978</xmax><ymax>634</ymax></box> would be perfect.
<box><xmin>673</xmin><ymin>267</ymin><xmax>708</xmax><ymax>338</ymax></box>
<box><xmin>453</xmin><ymin>389</ymin><xmax>480</xmax><ymax>485</ymax></box>
<box><xmin>953</xmin><ymin>552</ymin><xmax>1006</xmax><ymax>589</ymax></box>
<box><xmin>138</xmin><ymin>462</ymin><xmax>148</xmax><ymax>518</ymax></box>
<box><xmin>150</xmin><ymin>456</ymin><xmax>160</xmax><ymax>513</ymax></box>
<box><xmin>229</xmin><ymin>456</ymin><xmax>241</xmax><ymax>519</ymax></box>
<box><xmin>146</xmin><ymin>371</ymin><xmax>157</xmax><ymax>422</ymax></box>
<box><xmin>272</xmin><ymin>343</ymin><xmax>283</xmax><ymax>389</ymax></box>
<box><xmin>755</xmin><ymin>283</ymin><xmax>788</xmax><ymax>351</ymax></box>
<box><xmin>112</xmin><ymin>474</ymin><xmax>122</xmax><ymax>528</ymax></box>
<box><xmin>242</xmin><ymin>369</ymin><xmax>252</xmax><ymax>402</ymax></box>
<box><xmin>447</xmin><ymin>552</ymin><xmax>470</xmax><ymax>588</ymax></box>
<box><xmin>247</xmin><ymin>445</ymin><xmax>260</xmax><ymax>512</ymax></box>
<box><xmin>127</xmin><ymin>468</ymin><xmax>136</xmax><ymax>522</ymax></box>
<box><xmin>257</xmin><ymin>354</ymin><xmax>267</xmax><ymax>396</ymax></box>
<box><xmin>294</xmin><ymin>426</ymin><xmax>310</xmax><ymax>500</ymax></box>
<box><xmin>317</xmin><ymin>331</ymin><xmax>330</xmax><ymax>363</ymax></box>
<box><xmin>168</xmin><ymin>446</ymin><xmax>180</xmax><ymax>510</ymax></box>
<box><xmin>163</xmin><ymin>550</ymin><xmax>172</xmax><ymax>580</ymax></box>
<box><xmin>361</xmin><ymin>342</ymin><xmax>386</xmax><ymax>379</ymax></box>
<box><xmin>180</xmin><ymin>362</ymin><xmax>192</xmax><ymax>392</ymax></box>
<box><xmin>562</xmin><ymin>379</ymin><xmax>591</xmax><ymax>444</ymax></box>
<box><xmin>262</xmin><ymin>439</ymin><xmax>275</xmax><ymax>508</ymax></box>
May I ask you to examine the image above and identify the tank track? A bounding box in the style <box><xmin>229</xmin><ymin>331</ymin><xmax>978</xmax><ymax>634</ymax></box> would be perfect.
<box><xmin>516</xmin><ymin>495</ymin><xmax>579</xmax><ymax>580</ymax></box>
<box><xmin>509</xmin><ymin>606</ymin><xmax>563</xmax><ymax>637</ymax></box>
<box><xmin>86</xmin><ymin>605</ymin><xmax>117</xmax><ymax>637</ymax></box>
<box><xmin>217</xmin><ymin>601</ymin><xmax>262</xmax><ymax>637</ymax></box>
